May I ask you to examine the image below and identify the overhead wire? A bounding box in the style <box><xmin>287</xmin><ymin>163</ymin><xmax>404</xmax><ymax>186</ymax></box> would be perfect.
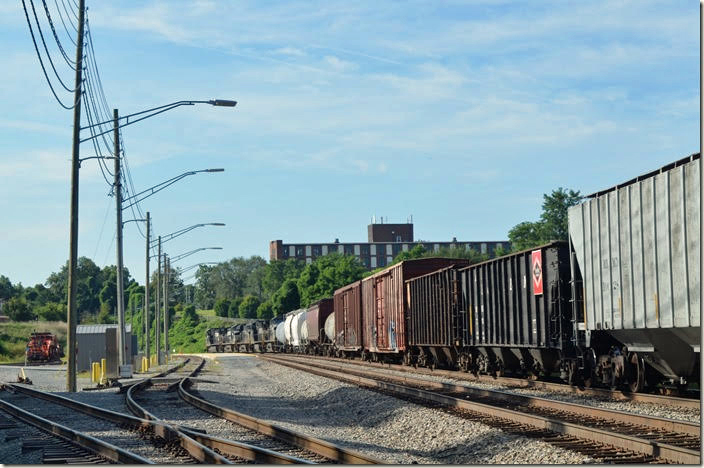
<box><xmin>21</xmin><ymin>0</ymin><xmax>77</xmax><ymax>109</ymax></box>
<box><xmin>28</xmin><ymin>0</ymin><xmax>77</xmax><ymax>92</ymax></box>
<box><xmin>54</xmin><ymin>0</ymin><xmax>77</xmax><ymax>41</ymax></box>
<box><xmin>40</xmin><ymin>0</ymin><xmax>75</xmax><ymax>67</ymax></box>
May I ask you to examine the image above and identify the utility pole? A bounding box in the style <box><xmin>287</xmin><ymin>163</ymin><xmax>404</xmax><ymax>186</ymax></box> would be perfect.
<box><xmin>156</xmin><ymin>236</ymin><xmax>162</xmax><ymax>365</ymax></box>
<box><xmin>66</xmin><ymin>0</ymin><xmax>86</xmax><ymax>392</ymax></box>
<box><xmin>144</xmin><ymin>212</ymin><xmax>150</xmax><ymax>362</ymax></box>
<box><xmin>163</xmin><ymin>255</ymin><xmax>170</xmax><ymax>360</ymax></box>
<box><xmin>114</xmin><ymin>108</ymin><xmax>129</xmax><ymax>377</ymax></box>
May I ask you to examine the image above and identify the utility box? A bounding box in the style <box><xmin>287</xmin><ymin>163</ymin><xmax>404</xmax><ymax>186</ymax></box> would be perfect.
<box><xmin>76</xmin><ymin>324</ymin><xmax>136</xmax><ymax>374</ymax></box>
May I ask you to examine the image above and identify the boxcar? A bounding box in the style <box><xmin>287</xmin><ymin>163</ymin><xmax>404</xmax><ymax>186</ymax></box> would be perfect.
<box><xmin>333</xmin><ymin>280</ymin><xmax>363</xmax><ymax>354</ymax></box>
<box><xmin>568</xmin><ymin>153</ymin><xmax>700</xmax><ymax>387</ymax></box>
<box><xmin>361</xmin><ymin>258</ymin><xmax>471</xmax><ymax>361</ymax></box>
<box><xmin>458</xmin><ymin>241</ymin><xmax>574</xmax><ymax>377</ymax></box>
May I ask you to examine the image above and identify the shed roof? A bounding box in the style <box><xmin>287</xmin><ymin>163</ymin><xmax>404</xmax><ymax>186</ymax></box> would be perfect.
<box><xmin>77</xmin><ymin>324</ymin><xmax>132</xmax><ymax>334</ymax></box>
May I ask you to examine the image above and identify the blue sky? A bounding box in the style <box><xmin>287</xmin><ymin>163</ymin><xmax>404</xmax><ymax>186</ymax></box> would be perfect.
<box><xmin>0</xmin><ymin>0</ymin><xmax>698</xmax><ymax>287</ymax></box>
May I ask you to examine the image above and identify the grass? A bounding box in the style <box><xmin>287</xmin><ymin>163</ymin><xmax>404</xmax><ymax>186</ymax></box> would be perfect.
<box><xmin>0</xmin><ymin>321</ymin><xmax>67</xmax><ymax>363</ymax></box>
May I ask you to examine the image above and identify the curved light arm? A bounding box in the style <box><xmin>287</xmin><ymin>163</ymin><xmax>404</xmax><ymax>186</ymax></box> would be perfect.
<box><xmin>121</xmin><ymin>169</ymin><xmax>224</xmax><ymax>211</ymax></box>
<box><xmin>123</xmin><ymin>218</ymin><xmax>147</xmax><ymax>227</ymax></box>
<box><xmin>177</xmin><ymin>262</ymin><xmax>219</xmax><ymax>274</ymax></box>
<box><xmin>169</xmin><ymin>247</ymin><xmax>223</xmax><ymax>264</ymax></box>
<box><xmin>79</xmin><ymin>99</ymin><xmax>237</xmax><ymax>143</ymax></box>
<box><xmin>150</xmin><ymin>223</ymin><xmax>225</xmax><ymax>246</ymax></box>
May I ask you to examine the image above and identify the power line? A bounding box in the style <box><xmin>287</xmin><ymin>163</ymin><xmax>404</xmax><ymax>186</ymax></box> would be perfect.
<box><xmin>21</xmin><ymin>0</ymin><xmax>77</xmax><ymax>109</ymax></box>
<box><xmin>41</xmin><ymin>0</ymin><xmax>76</xmax><ymax>67</ymax></box>
<box><xmin>53</xmin><ymin>0</ymin><xmax>77</xmax><ymax>43</ymax></box>
<box><xmin>28</xmin><ymin>0</ymin><xmax>77</xmax><ymax>92</ymax></box>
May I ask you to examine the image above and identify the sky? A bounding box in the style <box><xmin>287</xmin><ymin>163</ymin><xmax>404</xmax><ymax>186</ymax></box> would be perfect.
<box><xmin>0</xmin><ymin>0</ymin><xmax>699</xmax><ymax>287</ymax></box>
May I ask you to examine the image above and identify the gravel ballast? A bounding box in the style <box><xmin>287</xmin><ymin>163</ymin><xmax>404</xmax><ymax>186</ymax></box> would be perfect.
<box><xmin>195</xmin><ymin>355</ymin><xmax>593</xmax><ymax>464</ymax></box>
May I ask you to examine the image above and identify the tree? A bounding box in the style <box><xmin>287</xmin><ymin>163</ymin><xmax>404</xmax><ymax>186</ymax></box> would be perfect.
<box><xmin>239</xmin><ymin>295</ymin><xmax>261</xmax><ymax>319</ymax></box>
<box><xmin>181</xmin><ymin>304</ymin><xmax>199</xmax><ymax>326</ymax></box>
<box><xmin>256</xmin><ymin>300</ymin><xmax>274</xmax><ymax>319</ymax></box>
<box><xmin>508</xmin><ymin>187</ymin><xmax>582</xmax><ymax>251</ymax></box>
<box><xmin>213</xmin><ymin>298</ymin><xmax>231</xmax><ymax>318</ymax></box>
<box><xmin>35</xmin><ymin>302</ymin><xmax>67</xmax><ymax>322</ymax></box>
<box><xmin>228</xmin><ymin>297</ymin><xmax>243</xmax><ymax>318</ymax></box>
<box><xmin>540</xmin><ymin>187</ymin><xmax>582</xmax><ymax>241</ymax></box>
<box><xmin>271</xmin><ymin>279</ymin><xmax>300</xmax><ymax>315</ymax></box>
<box><xmin>5</xmin><ymin>296</ymin><xmax>34</xmax><ymax>321</ymax></box>
<box><xmin>0</xmin><ymin>275</ymin><xmax>15</xmax><ymax>302</ymax></box>
<box><xmin>262</xmin><ymin>259</ymin><xmax>305</xmax><ymax>298</ymax></box>
<box><xmin>508</xmin><ymin>221</ymin><xmax>545</xmax><ymax>251</ymax></box>
<box><xmin>297</xmin><ymin>253</ymin><xmax>366</xmax><ymax>307</ymax></box>
<box><xmin>391</xmin><ymin>244</ymin><xmax>427</xmax><ymax>264</ymax></box>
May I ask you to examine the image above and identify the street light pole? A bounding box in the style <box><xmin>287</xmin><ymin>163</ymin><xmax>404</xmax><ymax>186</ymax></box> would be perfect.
<box><xmin>114</xmin><ymin>109</ymin><xmax>129</xmax><ymax>376</ymax></box>
<box><xmin>144</xmin><ymin>212</ymin><xmax>150</xmax><ymax>362</ymax></box>
<box><xmin>163</xmin><ymin>255</ymin><xmax>170</xmax><ymax>360</ymax></box>
<box><xmin>156</xmin><ymin>236</ymin><xmax>162</xmax><ymax>365</ymax></box>
<box><xmin>66</xmin><ymin>0</ymin><xmax>86</xmax><ymax>393</ymax></box>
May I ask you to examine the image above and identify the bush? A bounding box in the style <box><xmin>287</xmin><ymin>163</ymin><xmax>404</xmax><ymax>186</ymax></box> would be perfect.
<box><xmin>213</xmin><ymin>298</ymin><xmax>231</xmax><ymax>317</ymax></box>
<box><xmin>228</xmin><ymin>297</ymin><xmax>243</xmax><ymax>318</ymax></box>
<box><xmin>35</xmin><ymin>302</ymin><xmax>67</xmax><ymax>322</ymax></box>
<box><xmin>238</xmin><ymin>295</ymin><xmax>260</xmax><ymax>319</ymax></box>
<box><xmin>256</xmin><ymin>300</ymin><xmax>274</xmax><ymax>319</ymax></box>
<box><xmin>4</xmin><ymin>297</ymin><xmax>34</xmax><ymax>321</ymax></box>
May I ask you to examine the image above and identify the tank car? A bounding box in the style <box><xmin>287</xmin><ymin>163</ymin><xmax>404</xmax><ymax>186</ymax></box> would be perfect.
<box><xmin>305</xmin><ymin>298</ymin><xmax>334</xmax><ymax>355</ymax></box>
<box><xmin>568</xmin><ymin>153</ymin><xmax>700</xmax><ymax>390</ymax></box>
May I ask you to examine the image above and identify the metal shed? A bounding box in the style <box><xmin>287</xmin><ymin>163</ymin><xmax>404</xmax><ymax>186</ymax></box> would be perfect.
<box><xmin>76</xmin><ymin>324</ymin><xmax>137</xmax><ymax>376</ymax></box>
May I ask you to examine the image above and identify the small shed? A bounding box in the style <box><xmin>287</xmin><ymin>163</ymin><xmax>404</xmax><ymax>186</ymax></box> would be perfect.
<box><xmin>76</xmin><ymin>324</ymin><xmax>138</xmax><ymax>376</ymax></box>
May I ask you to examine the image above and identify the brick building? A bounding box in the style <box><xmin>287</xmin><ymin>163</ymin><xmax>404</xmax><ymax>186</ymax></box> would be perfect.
<box><xmin>269</xmin><ymin>222</ymin><xmax>510</xmax><ymax>270</ymax></box>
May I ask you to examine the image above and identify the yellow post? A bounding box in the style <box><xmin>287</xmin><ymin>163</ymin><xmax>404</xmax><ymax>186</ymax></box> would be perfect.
<box><xmin>91</xmin><ymin>362</ymin><xmax>99</xmax><ymax>383</ymax></box>
<box><xmin>100</xmin><ymin>358</ymin><xmax>106</xmax><ymax>379</ymax></box>
<box><xmin>141</xmin><ymin>356</ymin><xmax>148</xmax><ymax>372</ymax></box>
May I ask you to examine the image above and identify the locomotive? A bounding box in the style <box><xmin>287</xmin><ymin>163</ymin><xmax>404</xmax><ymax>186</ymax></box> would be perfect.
<box><xmin>25</xmin><ymin>332</ymin><xmax>63</xmax><ymax>365</ymax></box>
<box><xmin>206</xmin><ymin>153</ymin><xmax>700</xmax><ymax>392</ymax></box>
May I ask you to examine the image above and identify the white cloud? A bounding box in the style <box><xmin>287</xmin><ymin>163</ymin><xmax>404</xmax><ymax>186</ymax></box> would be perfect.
<box><xmin>324</xmin><ymin>55</ymin><xmax>357</xmax><ymax>72</ymax></box>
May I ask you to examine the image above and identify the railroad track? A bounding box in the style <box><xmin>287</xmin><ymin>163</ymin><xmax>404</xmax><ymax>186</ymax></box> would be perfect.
<box><xmin>264</xmin><ymin>354</ymin><xmax>701</xmax><ymax>464</ymax></box>
<box><xmin>127</xmin><ymin>354</ymin><xmax>384</xmax><ymax>464</ymax></box>
<box><xmin>0</xmin><ymin>403</ymin><xmax>134</xmax><ymax>464</ymax></box>
<box><xmin>294</xmin><ymin>353</ymin><xmax>700</xmax><ymax>409</ymax></box>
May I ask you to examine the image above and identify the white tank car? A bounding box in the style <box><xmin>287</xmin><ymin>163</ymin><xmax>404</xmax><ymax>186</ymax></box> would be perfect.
<box><xmin>295</xmin><ymin>309</ymin><xmax>309</xmax><ymax>348</ymax></box>
<box><xmin>283</xmin><ymin>311</ymin><xmax>297</xmax><ymax>346</ymax></box>
<box><xmin>287</xmin><ymin>308</ymin><xmax>306</xmax><ymax>347</ymax></box>
<box><xmin>324</xmin><ymin>313</ymin><xmax>335</xmax><ymax>343</ymax></box>
<box><xmin>275</xmin><ymin>320</ymin><xmax>286</xmax><ymax>345</ymax></box>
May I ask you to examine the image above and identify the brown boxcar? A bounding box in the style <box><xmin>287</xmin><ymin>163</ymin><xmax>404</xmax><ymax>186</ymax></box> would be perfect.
<box><xmin>333</xmin><ymin>280</ymin><xmax>363</xmax><ymax>352</ymax></box>
<box><xmin>361</xmin><ymin>258</ymin><xmax>471</xmax><ymax>357</ymax></box>
<box><xmin>306</xmin><ymin>298</ymin><xmax>334</xmax><ymax>345</ymax></box>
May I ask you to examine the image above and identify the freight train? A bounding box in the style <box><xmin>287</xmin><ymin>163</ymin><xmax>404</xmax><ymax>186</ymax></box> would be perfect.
<box><xmin>25</xmin><ymin>332</ymin><xmax>63</xmax><ymax>365</ymax></box>
<box><xmin>205</xmin><ymin>153</ymin><xmax>700</xmax><ymax>392</ymax></box>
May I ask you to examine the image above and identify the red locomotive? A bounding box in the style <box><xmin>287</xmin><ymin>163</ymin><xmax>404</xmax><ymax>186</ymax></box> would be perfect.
<box><xmin>25</xmin><ymin>332</ymin><xmax>63</xmax><ymax>365</ymax></box>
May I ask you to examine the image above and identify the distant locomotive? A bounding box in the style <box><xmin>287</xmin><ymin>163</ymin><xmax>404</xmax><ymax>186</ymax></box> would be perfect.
<box><xmin>205</xmin><ymin>153</ymin><xmax>700</xmax><ymax>392</ymax></box>
<box><xmin>25</xmin><ymin>332</ymin><xmax>63</xmax><ymax>365</ymax></box>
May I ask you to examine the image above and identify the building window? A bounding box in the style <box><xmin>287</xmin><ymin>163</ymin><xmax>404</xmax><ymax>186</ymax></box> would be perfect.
<box><xmin>395</xmin><ymin>235</ymin><xmax>402</xmax><ymax>242</ymax></box>
<box><xmin>361</xmin><ymin>244</ymin><xmax>369</xmax><ymax>256</ymax></box>
<box><xmin>481</xmin><ymin>243</ymin><xmax>487</xmax><ymax>254</ymax></box>
<box><xmin>312</xmin><ymin>245</ymin><xmax>322</xmax><ymax>257</ymax></box>
<box><xmin>281</xmin><ymin>248</ymin><xmax>289</xmax><ymax>258</ymax></box>
<box><xmin>305</xmin><ymin>245</ymin><xmax>312</xmax><ymax>257</ymax></box>
<box><xmin>344</xmin><ymin>244</ymin><xmax>354</xmax><ymax>255</ymax></box>
<box><xmin>377</xmin><ymin>256</ymin><xmax>387</xmax><ymax>267</ymax></box>
<box><xmin>361</xmin><ymin>256</ymin><xmax>370</xmax><ymax>268</ymax></box>
<box><xmin>296</xmin><ymin>246</ymin><xmax>304</xmax><ymax>257</ymax></box>
<box><xmin>354</xmin><ymin>244</ymin><xmax>361</xmax><ymax>255</ymax></box>
<box><xmin>392</xmin><ymin>244</ymin><xmax>401</xmax><ymax>256</ymax></box>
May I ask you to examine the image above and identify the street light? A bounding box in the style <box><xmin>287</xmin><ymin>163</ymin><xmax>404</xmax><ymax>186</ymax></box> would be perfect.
<box><xmin>66</xmin><ymin>97</ymin><xmax>234</xmax><ymax>390</ymax></box>
<box><xmin>168</xmin><ymin>247</ymin><xmax>223</xmax><ymax>264</ymax></box>
<box><xmin>151</xmin><ymin>223</ymin><xmax>225</xmax><ymax>246</ymax></box>
<box><xmin>159</xmin><ymin>248</ymin><xmax>222</xmax><ymax>362</ymax></box>
<box><xmin>79</xmin><ymin>100</ymin><xmax>237</xmax><ymax>143</ymax></box>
